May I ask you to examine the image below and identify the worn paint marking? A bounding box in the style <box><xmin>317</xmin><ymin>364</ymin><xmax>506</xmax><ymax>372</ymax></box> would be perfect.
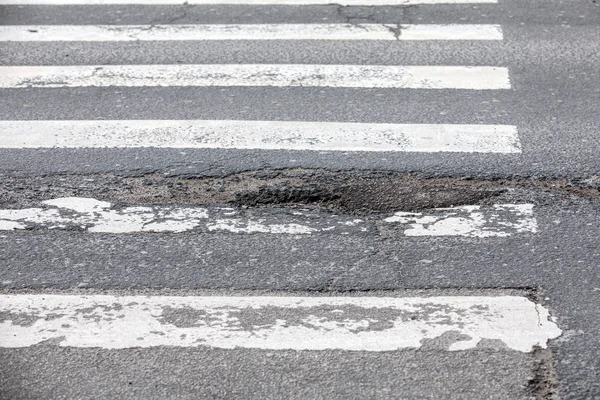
<box><xmin>385</xmin><ymin>204</ymin><xmax>538</xmax><ymax>237</ymax></box>
<box><xmin>0</xmin><ymin>198</ymin><xmax>537</xmax><ymax>237</ymax></box>
<box><xmin>0</xmin><ymin>197</ymin><xmax>366</xmax><ymax>234</ymax></box>
<box><xmin>0</xmin><ymin>65</ymin><xmax>511</xmax><ymax>90</ymax></box>
<box><xmin>0</xmin><ymin>24</ymin><xmax>503</xmax><ymax>41</ymax></box>
<box><xmin>0</xmin><ymin>121</ymin><xmax>521</xmax><ymax>153</ymax></box>
<box><xmin>0</xmin><ymin>295</ymin><xmax>560</xmax><ymax>352</ymax></box>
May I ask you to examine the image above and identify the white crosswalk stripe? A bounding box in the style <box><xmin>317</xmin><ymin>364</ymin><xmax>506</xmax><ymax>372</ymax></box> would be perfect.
<box><xmin>0</xmin><ymin>65</ymin><xmax>511</xmax><ymax>90</ymax></box>
<box><xmin>0</xmin><ymin>24</ymin><xmax>504</xmax><ymax>41</ymax></box>
<box><xmin>384</xmin><ymin>204</ymin><xmax>538</xmax><ymax>237</ymax></box>
<box><xmin>0</xmin><ymin>197</ymin><xmax>537</xmax><ymax>237</ymax></box>
<box><xmin>0</xmin><ymin>120</ymin><xmax>521</xmax><ymax>153</ymax></box>
<box><xmin>0</xmin><ymin>294</ymin><xmax>560</xmax><ymax>352</ymax></box>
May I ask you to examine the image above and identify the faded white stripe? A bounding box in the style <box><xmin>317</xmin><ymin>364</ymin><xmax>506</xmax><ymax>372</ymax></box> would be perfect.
<box><xmin>0</xmin><ymin>197</ymin><xmax>366</xmax><ymax>234</ymax></box>
<box><xmin>0</xmin><ymin>65</ymin><xmax>511</xmax><ymax>90</ymax></box>
<box><xmin>0</xmin><ymin>120</ymin><xmax>521</xmax><ymax>153</ymax></box>
<box><xmin>0</xmin><ymin>294</ymin><xmax>560</xmax><ymax>352</ymax></box>
<box><xmin>385</xmin><ymin>204</ymin><xmax>538</xmax><ymax>237</ymax></box>
<box><xmin>0</xmin><ymin>0</ymin><xmax>499</xmax><ymax>5</ymax></box>
<box><xmin>0</xmin><ymin>197</ymin><xmax>536</xmax><ymax>237</ymax></box>
<box><xmin>0</xmin><ymin>24</ymin><xmax>503</xmax><ymax>41</ymax></box>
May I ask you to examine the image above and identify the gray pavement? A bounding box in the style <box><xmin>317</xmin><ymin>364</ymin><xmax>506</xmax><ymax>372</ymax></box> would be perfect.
<box><xmin>0</xmin><ymin>344</ymin><xmax>537</xmax><ymax>400</ymax></box>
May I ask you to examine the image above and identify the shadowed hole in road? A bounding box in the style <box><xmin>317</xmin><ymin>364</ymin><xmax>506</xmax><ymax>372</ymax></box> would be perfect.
<box><xmin>0</xmin><ymin>169</ymin><xmax>513</xmax><ymax>216</ymax></box>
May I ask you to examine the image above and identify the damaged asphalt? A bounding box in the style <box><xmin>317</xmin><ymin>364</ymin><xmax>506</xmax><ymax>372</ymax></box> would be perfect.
<box><xmin>1</xmin><ymin>168</ymin><xmax>600</xmax><ymax>214</ymax></box>
<box><xmin>2</xmin><ymin>168</ymin><xmax>600</xmax><ymax>399</ymax></box>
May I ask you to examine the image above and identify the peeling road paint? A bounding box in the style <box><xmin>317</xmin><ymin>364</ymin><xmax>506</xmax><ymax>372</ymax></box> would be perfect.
<box><xmin>0</xmin><ymin>294</ymin><xmax>561</xmax><ymax>352</ymax></box>
<box><xmin>0</xmin><ymin>197</ymin><xmax>537</xmax><ymax>237</ymax></box>
<box><xmin>0</xmin><ymin>197</ymin><xmax>367</xmax><ymax>234</ymax></box>
<box><xmin>384</xmin><ymin>204</ymin><xmax>538</xmax><ymax>237</ymax></box>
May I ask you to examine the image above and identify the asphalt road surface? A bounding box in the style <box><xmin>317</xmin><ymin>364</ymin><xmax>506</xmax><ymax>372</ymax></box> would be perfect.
<box><xmin>0</xmin><ymin>0</ymin><xmax>599</xmax><ymax>399</ymax></box>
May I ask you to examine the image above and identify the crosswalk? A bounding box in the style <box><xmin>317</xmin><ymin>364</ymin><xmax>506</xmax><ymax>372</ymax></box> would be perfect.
<box><xmin>0</xmin><ymin>0</ymin><xmax>559</xmax><ymax>398</ymax></box>
<box><xmin>0</xmin><ymin>0</ymin><xmax>517</xmax><ymax>154</ymax></box>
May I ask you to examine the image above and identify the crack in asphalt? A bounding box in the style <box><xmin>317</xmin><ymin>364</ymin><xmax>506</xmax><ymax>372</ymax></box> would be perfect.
<box><xmin>383</xmin><ymin>23</ymin><xmax>403</xmax><ymax>40</ymax></box>
<box><xmin>335</xmin><ymin>5</ymin><xmax>379</xmax><ymax>25</ymax></box>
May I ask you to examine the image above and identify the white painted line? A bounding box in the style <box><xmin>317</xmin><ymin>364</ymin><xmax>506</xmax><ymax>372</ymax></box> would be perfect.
<box><xmin>0</xmin><ymin>198</ymin><xmax>536</xmax><ymax>237</ymax></box>
<box><xmin>0</xmin><ymin>197</ymin><xmax>210</xmax><ymax>233</ymax></box>
<box><xmin>396</xmin><ymin>24</ymin><xmax>503</xmax><ymax>40</ymax></box>
<box><xmin>385</xmin><ymin>204</ymin><xmax>538</xmax><ymax>237</ymax></box>
<box><xmin>0</xmin><ymin>24</ymin><xmax>503</xmax><ymax>41</ymax></box>
<box><xmin>0</xmin><ymin>65</ymin><xmax>511</xmax><ymax>90</ymax></box>
<box><xmin>206</xmin><ymin>219</ymin><xmax>318</xmax><ymax>234</ymax></box>
<box><xmin>0</xmin><ymin>120</ymin><xmax>521</xmax><ymax>153</ymax></box>
<box><xmin>0</xmin><ymin>0</ymin><xmax>499</xmax><ymax>6</ymax></box>
<box><xmin>0</xmin><ymin>197</ymin><xmax>368</xmax><ymax>234</ymax></box>
<box><xmin>0</xmin><ymin>294</ymin><xmax>560</xmax><ymax>352</ymax></box>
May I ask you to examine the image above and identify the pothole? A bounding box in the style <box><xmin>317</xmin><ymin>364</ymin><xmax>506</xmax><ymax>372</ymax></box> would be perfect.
<box><xmin>232</xmin><ymin>176</ymin><xmax>500</xmax><ymax>215</ymax></box>
<box><xmin>0</xmin><ymin>169</ymin><xmax>506</xmax><ymax>215</ymax></box>
<box><xmin>1</xmin><ymin>169</ymin><xmax>599</xmax><ymax>215</ymax></box>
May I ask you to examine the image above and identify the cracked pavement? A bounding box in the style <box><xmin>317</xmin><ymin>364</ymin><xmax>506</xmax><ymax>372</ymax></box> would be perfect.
<box><xmin>0</xmin><ymin>0</ymin><xmax>600</xmax><ymax>399</ymax></box>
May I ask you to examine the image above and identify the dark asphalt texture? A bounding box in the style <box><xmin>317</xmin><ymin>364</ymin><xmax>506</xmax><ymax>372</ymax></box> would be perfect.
<box><xmin>0</xmin><ymin>345</ymin><xmax>536</xmax><ymax>400</ymax></box>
